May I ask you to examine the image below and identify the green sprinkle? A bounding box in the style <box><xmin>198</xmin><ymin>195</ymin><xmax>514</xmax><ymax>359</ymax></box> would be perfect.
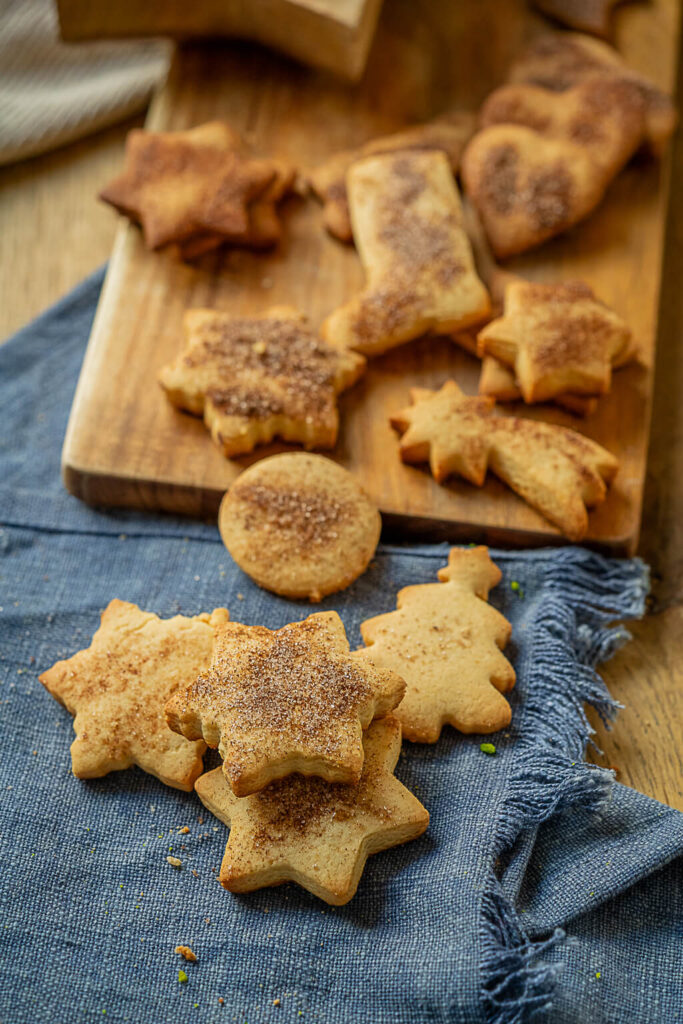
<box><xmin>595</xmin><ymin>971</ymin><xmax>601</xmax><ymax>980</ymax></box>
<box><xmin>510</xmin><ymin>581</ymin><xmax>524</xmax><ymax>598</ymax></box>
<box><xmin>480</xmin><ymin>743</ymin><xmax>496</xmax><ymax>755</ymax></box>
<box><xmin>178</xmin><ymin>970</ymin><xmax>188</xmax><ymax>984</ymax></box>
<box><xmin>194</xmin><ymin>1004</ymin><xmax>199</xmax><ymax>1009</ymax></box>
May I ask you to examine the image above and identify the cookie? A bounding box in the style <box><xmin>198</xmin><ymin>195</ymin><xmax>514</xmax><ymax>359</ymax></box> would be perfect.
<box><xmin>477</xmin><ymin>279</ymin><xmax>634</xmax><ymax>402</ymax></box>
<box><xmin>194</xmin><ymin>715</ymin><xmax>429</xmax><ymax>904</ymax></box>
<box><xmin>218</xmin><ymin>453</ymin><xmax>381</xmax><ymax>602</ymax></box>
<box><xmin>159</xmin><ymin>306</ymin><xmax>365</xmax><ymax>457</ymax></box>
<box><xmin>99</xmin><ymin>121</ymin><xmax>278</xmax><ymax>249</ymax></box>
<box><xmin>461</xmin><ymin>76</ymin><xmax>646</xmax><ymax>258</ymax></box>
<box><xmin>356</xmin><ymin>547</ymin><xmax>515</xmax><ymax>742</ymax></box>
<box><xmin>39</xmin><ymin>601</ymin><xmax>228</xmax><ymax>791</ymax></box>
<box><xmin>478</xmin><ymin>354</ymin><xmax>598</xmax><ymax>417</ymax></box>
<box><xmin>478</xmin><ymin>76</ymin><xmax>646</xmax><ymax>178</ymax></box>
<box><xmin>321</xmin><ymin>151</ymin><xmax>490</xmax><ymax>356</ymax></box>
<box><xmin>390</xmin><ymin>380</ymin><xmax>618</xmax><ymax>540</ymax></box>
<box><xmin>308</xmin><ymin>113</ymin><xmax>474</xmax><ymax>241</ymax></box>
<box><xmin>508</xmin><ymin>33</ymin><xmax>676</xmax><ymax>155</ymax></box>
<box><xmin>173</xmin><ymin>160</ymin><xmax>297</xmax><ymax>260</ymax></box>
<box><xmin>165</xmin><ymin>611</ymin><xmax>405</xmax><ymax>797</ymax></box>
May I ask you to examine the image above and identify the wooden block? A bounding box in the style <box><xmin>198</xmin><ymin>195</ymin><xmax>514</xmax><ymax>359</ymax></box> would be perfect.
<box><xmin>62</xmin><ymin>0</ymin><xmax>681</xmax><ymax>553</ymax></box>
<box><xmin>55</xmin><ymin>0</ymin><xmax>384</xmax><ymax>82</ymax></box>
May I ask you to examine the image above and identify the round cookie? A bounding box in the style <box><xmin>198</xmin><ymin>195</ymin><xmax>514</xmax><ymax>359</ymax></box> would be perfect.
<box><xmin>218</xmin><ymin>453</ymin><xmax>381</xmax><ymax>601</ymax></box>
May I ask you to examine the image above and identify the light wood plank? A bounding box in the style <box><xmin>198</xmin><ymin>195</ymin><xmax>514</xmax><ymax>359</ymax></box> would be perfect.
<box><xmin>62</xmin><ymin>0</ymin><xmax>680</xmax><ymax>552</ymax></box>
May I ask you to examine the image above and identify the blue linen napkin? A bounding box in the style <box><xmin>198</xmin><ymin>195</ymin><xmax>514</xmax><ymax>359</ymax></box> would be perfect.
<box><xmin>1</xmin><ymin>272</ymin><xmax>682</xmax><ymax>1024</ymax></box>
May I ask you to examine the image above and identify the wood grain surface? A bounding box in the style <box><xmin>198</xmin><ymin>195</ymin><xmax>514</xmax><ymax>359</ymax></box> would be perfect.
<box><xmin>0</xmin><ymin>3</ymin><xmax>681</xmax><ymax>811</ymax></box>
<box><xmin>61</xmin><ymin>0</ymin><xmax>679</xmax><ymax>552</ymax></box>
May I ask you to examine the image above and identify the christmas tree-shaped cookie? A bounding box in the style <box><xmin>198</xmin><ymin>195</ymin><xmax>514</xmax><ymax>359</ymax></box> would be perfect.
<box><xmin>356</xmin><ymin>547</ymin><xmax>515</xmax><ymax>742</ymax></box>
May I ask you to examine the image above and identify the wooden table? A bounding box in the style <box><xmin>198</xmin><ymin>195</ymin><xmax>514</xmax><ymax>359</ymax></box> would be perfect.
<box><xmin>1</xmin><ymin>60</ymin><xmax>681</xmax><ymax>814</ymax></box>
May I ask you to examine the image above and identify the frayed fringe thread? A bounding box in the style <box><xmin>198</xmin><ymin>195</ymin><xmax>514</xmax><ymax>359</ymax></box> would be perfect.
<box><xmin>482</xmin><ymin>889</ymin><xmax>564</xmax><ymax>1024</ymax></box>
<box><xmin>480</xmin><ymin>552</ymin><xmax>648</xmax><ymax>1024</ymax></box>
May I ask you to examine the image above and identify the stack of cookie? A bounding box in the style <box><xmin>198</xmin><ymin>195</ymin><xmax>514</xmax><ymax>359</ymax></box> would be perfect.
<box><xmin>100</xmin><ymin>121</ymin><xmax>295</xmax><ymax>259</ymax></box>
<box><xmin>40</xmin><ymin>547</ymin><xmax>515</xmax><ymax>904</ymax></box>
<box><xmin>476</xmin><ymin>278</ymin><xmax>637</xmax><ymax>415</ymax></box>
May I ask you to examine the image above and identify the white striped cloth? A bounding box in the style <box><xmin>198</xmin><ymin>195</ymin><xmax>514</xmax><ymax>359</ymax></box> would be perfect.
<box><xmin>0</xmin><ymin>0</ymin><xmax>170</xmax><ymax>166</ymax></box>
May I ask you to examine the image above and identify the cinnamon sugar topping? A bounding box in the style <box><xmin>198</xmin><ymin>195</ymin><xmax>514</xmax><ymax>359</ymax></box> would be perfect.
<box><xmin>193</xmin><ymin>622</ymin><xmax>374</xmax><ymax>751</ymax></box>
<box><xmin>232</xmin><ymin>482</ymin><xmax>349</xmax><ymax>548</ymax></box>
<box><xmin>186</xmin><ymin>316</ymin><xmax>337</xmax><ymax>419</ymax></box>
<box><xmin>164</xmin><ymin>610</ymin><xmax>404</xmax><ymax>796</ymax></box>
<box><xmin>248</xmin><ymin>761</ymin><xmax>389</xmax><ymax>845</ymax></box>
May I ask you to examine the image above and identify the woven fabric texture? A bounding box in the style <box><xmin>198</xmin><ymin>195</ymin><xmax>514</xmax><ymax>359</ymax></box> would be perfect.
<box><xmin>0</xmin><ymin>272</ymin><xmax>682</xmax><ymax>1024</ymax></box>
<box><xmin>0</xmin><ymin>0</ymin><xmax>169</xmax><ymax>166</ymax></box>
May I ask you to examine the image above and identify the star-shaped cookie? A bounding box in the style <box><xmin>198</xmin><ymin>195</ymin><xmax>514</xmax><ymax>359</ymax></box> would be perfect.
<box><xmin>478</xmin><ymin>354</ymin><xmax>598</xmax><ymax>417</ymax></box>
<box><xmin>308</xmin><ymin>113</ymin><xmax>474</xmax><ymax>242</ymax></box>
<box><xmin>171</xmin><ymin>159</ymin><xmax>296</xmax><ymax>260</ymax></box>
<box><xmin>390</xmin><ymin>380</ymin><xmax>618</xmax><ymax>540</ymax></box>
<box><xmin>321</xmin><ymin>150</ymin><xmax>490</xmax><ymax>356</ymax></box>
<box><xmin>159</xmin><ymin>306</ymin><xmax>366</xmax><ymax>457</ymax></box>
<box><xmin>194</xmin><ymin>715</ymin><xmax>429</xmax><ymax>904</ymax></box>
<box><xmin>39</xmin><ymin>601</ymin><xmax>228</xmax><ymax>790</ymax></box>
<box><xmin>477</xmin><ymin>279</ymin><xmax>634</xmax><ymax>402</ymax></box>
<box><xmin>165</xmin><ymin>611</ymin><xmax>406</xmax><ymax>797</ymax></box>
<box><xmin>356</xmin><ymin>547</ymin><xmax>515</xmax><ymax>742</ymax></box>
<box><xmin>99</xmin><ymin>121</ymin><xmax>277</xmax><ymax>249</ymax></box>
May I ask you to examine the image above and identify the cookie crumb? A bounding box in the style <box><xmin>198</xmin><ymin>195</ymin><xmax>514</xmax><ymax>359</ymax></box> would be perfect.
<box><xmin>178</xmin><ymin>826</ymin><xmax>190</xmax><ymax>834</ymax></box>
<box><xmin>218</xmin><ymin>997</ymin><xmax>224</xmax><ymax>1005</ymax></box>
<box><xmin>167</xmin><ymin>856</ymin><xmax>182</xmax><ymax>868</ymax></box>
<box><xmin>175</xmin><ymin>945</ymin><xmax>197</xmax><ymax>962</ymax></box>
<box><xmin>273</xmin><ymin>998</ymin><xmax>281</xmax><ymax>1007</ymax></box>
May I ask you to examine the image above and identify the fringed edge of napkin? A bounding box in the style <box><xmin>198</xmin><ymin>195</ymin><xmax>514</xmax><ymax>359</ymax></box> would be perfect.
<box><xmin>479</xmin><ymin>549</ymin><xmax>649</xmax><ymax>1024</ymax></box>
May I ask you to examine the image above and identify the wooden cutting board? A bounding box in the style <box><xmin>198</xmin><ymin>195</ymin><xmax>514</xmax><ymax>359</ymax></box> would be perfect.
<box><xmin>62</xmin><ymin>0</ymin><xmax>680</xmax><ymax>553</ymax></box>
